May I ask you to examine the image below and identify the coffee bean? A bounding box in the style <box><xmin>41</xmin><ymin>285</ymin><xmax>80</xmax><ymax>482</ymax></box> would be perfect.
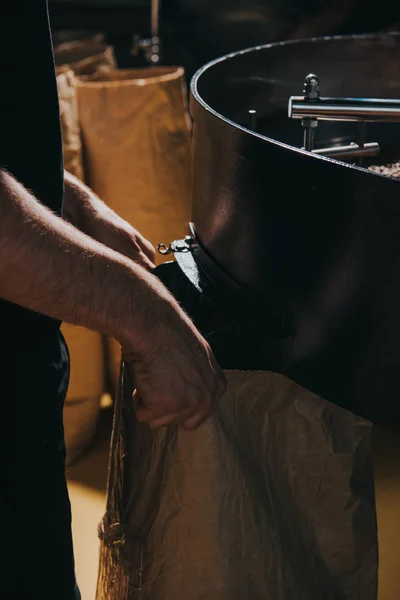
<box><xmin>368</xmin><ymin>159</ymin><xmax>400</xmax><ymax>179</ymax></box>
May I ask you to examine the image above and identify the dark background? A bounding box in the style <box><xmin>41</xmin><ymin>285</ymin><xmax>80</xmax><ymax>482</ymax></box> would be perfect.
<box><xmin>48</xmin><ymin>0</ymin><xmax>400</xmax><ymax>79</ymax></box>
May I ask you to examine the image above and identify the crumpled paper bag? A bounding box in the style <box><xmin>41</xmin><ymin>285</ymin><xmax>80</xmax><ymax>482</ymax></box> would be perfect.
<box><xmin>97</xmin><ymin>369</ymin><xmax>377</xmax><ymax>600</ymax></box>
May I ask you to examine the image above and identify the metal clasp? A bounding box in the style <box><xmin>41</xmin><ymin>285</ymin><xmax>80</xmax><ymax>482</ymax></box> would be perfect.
<box><xmin>157</xmin><ymin>236</ymin><xmax>193</xmax><ymax>255</ymax></box>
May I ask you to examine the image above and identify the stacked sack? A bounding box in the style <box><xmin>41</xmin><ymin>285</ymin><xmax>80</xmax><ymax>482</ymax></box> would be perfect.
<box><xmin>76</xmin><ymin>66</ymin><xmax>192</xmax><ymax>389</ymax></box>
<box><xmin>55</xmin><ymin>34</ymin><xmax>192</xmax><ymax>461</ymax></box>
<box><xmin>55</xmin><ymin>35</ymin><xmax>116</xmax><ymax>465</ymax></box>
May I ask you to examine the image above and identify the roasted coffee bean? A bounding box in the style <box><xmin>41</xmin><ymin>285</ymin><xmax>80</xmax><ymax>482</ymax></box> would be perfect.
<box><xmin>369</xmin><ymin>160</ymin><xmax>400</xmax><ymax>179</ymax></box>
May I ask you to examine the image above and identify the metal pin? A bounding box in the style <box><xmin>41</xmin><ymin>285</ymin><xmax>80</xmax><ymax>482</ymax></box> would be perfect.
<box><xmin>301</xmin><ymin>74</ymin><xmax>319</xmax><ymax>152</ymax></box>
<box><xmin>303</xmin><ymin>119</ymin><xmax>317</xmax><ymax>152</ymax></box>
<box><xmin>356</xmin><ymin>121</ymin><xmax>367</xmax><ymax>167</ymax></box>
<box><xmin>312</xmin><ymin>141</ymin><xmax>380</xmax><ymax>159</ymax></box>
<box><xmin>289</xmin><ymin>97</ymin><xmax>400</xmax><ymax>121</ymax></box>
<box><xmin>248</xmin><ymin>109</ymin><xmax>257</xmax><ymax>131</ymax></box>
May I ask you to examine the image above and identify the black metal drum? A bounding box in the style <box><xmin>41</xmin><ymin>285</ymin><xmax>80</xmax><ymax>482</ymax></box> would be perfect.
<box><xmin>157</xmin><ymin>33</ymin><xmax>400</xmax><ymax>431</ymax></box>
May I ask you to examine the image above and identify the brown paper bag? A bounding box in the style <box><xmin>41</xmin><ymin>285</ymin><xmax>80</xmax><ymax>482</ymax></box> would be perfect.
<box><xmin>62</xmin><ymin>324</ymin><xmax>105</xmax><ymax>465</ymax></box>
<box><xmin>56</xmin><ymin>70</ymin><xmax>106</xmax><ymax>464</ymax></box>
<box><xmin>97</xmin><ymin>369</ymin><xmax>378</xmax><ymax>600</ymax></box>
<box><xmin>54</xmin><ymin>38</ymin><xmax>116</xmax><ymax>76</ymax></box>
<box><xmin>76</xmin><ymin>67</ymin><xmax>192</xmax><ymax>390</ymax></box>
<box><xmin>56</xmin><ymin>68</ymin><xmax>84</xmax><ymax>179</ymax></box>
<box><xmin>53</xmin><ymin>31</ymin><xmax>105</xmax><ymax>47</ymax></box>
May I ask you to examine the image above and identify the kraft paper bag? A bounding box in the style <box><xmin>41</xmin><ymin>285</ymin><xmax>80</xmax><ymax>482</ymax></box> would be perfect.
<box><xmin>61</xmin><ymin>323</ymin><xmax>105</xmax><ymax>465</ymax></box>
<box><xmin>76</xmin><ymin>67</ymin><xmax>192</xmax><ymax>253</ymax></box>
<box><xmin>76</xmin><ymin>67</ymin><xmax>192</xmax><ymax>391</ymax></box>
<box><xmin>96</xmin><ymin>368</ymin><xmax>378</xmax><ymax>600</ymax></box>
<box><xmin>54</xmin><ymin>37</ymin><xmax>116</xmax><ymax>77</ymax></box>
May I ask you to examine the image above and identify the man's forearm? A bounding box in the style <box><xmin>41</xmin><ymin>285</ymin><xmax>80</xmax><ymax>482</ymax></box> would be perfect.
<box><xmin>0</xmin><ymin>169</ymin><xmax>171</xmax><ymax>347</ymax></box>
<box><xmin>62</xmin><ymin>170</ymin><xmax>156</xmax><ymax>270</ymax></box>
<box><xmin>62</xmin><ymin>170</ymin><xmax>114</xmax><ymax>235</ymax></box>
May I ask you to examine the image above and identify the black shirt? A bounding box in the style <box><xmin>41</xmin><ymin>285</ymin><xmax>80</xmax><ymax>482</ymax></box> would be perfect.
<box><xmin>1</xmin><ymin>3</ymin><xmax>79</xmax><ymax>598</ymax></box>
<box><xmin>0</xmin><ymin>0</ymin><xmax>64</xmax><ymax>334</ymax></box>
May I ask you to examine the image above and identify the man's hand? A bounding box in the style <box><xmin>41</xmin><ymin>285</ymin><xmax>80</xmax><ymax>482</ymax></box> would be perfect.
<box><xmin>86</xmin><ymin>210</ymin><xmax>156</xmax><ymax>271</ymax></box>
<box><xmin>1</xmin><ymin>169</ymin><xmax>226</xmax><ymax>431</ymax></box>
<box><xmin>63</xmin><ymin>170</ymin><xmax>155</xmax><ymax>270</ymax></box>
<box><xmin>61</xmin><ymin>171</ymin><xmax>226</xmax><ymax>428</ymax></box>
<box><xmin>123</xmin><ymin>305</ymin><xmax>226</xmax><ymax>431</ymax></box>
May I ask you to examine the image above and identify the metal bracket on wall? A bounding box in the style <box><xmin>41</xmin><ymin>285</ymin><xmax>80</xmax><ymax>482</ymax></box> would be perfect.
<box><xmin>131</xmin><ymin>0</ymin><xmax>161</xmax><ymax>64</ymax></box>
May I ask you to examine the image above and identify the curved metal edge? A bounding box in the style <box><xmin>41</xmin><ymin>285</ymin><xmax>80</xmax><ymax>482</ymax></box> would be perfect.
<box><xmin>189</xmin><ymin>32</ymin><xmax>400</xmax><ymax>179</ymax></box>
<box><xmin>190</xmin><ymin>32</ymin><xmax>400</xmax><ymax>106</ymax></box>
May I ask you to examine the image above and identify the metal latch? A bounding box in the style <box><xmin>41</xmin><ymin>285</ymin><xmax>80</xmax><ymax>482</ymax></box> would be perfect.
<box><xmin>157</xmin><ymin>236</ymin><xmax>193</xmax><ymax>256</ymax></box>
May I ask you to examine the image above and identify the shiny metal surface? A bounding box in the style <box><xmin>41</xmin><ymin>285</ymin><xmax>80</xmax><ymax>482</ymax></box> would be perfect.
<box><xmin>289</xmin><ymin>96</ymin><xmax>400</xmax><ymax>122</ymax></box>
<box><xmin>188</xmin><ymin>33</ymin><xmax>400</xmax><ymax>429</ymax></box>
<box><xmin>313</xmin><ymin>141</ymin><xmax>380</xmax><ymax>158</ymax></box>
<box><xmin>190</xmin><ymin>33</ymin><xmax>400</xmax><ymax>293</ymax></box>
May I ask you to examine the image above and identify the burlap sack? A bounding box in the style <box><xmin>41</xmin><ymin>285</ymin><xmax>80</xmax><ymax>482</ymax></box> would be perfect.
<box><xmin>56</xmin><ymin>69</ymin><xmax>105</xmax><ymax>464</ymax></box>
<box><xmin>54</xmin><ymin>38</ymin><xmax>116</xmax><ymax>76</ymax></box>
<box><xmin>76</xmin><ymin>67</ymin><xmax>192</xmax><ymax>390</ymax></box>
<box><xmin>97</xmin><ymin>368</ymin><xmax>378</xmax><ymax>600</ymax></box>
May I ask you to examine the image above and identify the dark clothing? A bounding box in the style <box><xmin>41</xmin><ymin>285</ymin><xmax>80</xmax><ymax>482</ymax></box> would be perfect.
<box><xmin>12</xmin><ymin>332</ymin><xmax>80</xmax><ymax>600</ymax></box>
<box><xmin>1</xmin><ymin>2</ymin><xmax>79</xmax><ymax>598</ymax></box>
<box><xmin>0</xmin><ymin>0</ymin><xmax>64</xmax><ymax>334</ymax></box>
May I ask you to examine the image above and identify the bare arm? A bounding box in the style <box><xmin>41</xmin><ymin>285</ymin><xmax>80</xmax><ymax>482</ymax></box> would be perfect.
<box><xmin>0</xmin><ymin>169</ymin><xmax>162</xmax><ymax>344</ymax></box>
<box><xmin>0</xmin><ymin>169</ymin><xmax>226</xmax><ymax>429</ymax></box>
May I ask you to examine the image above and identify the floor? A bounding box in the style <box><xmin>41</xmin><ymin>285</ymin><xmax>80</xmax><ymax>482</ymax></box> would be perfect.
<box><xmin>67</xmin><ymin>408</ymin><xmax>111</xmax><ymax>600</ymax></box>
<box><xmin>67</xmin><ymin>411</ymin><xmax>400</xmax><ymax>600</ymax></box>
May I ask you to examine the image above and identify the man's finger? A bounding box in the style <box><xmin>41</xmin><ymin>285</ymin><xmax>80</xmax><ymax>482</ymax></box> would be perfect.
<box><xmin>134</xmin><ymin>399</ymin><xmax>186</xmax><ymax>423</ymax></box>
<box><xmin>183</xmin><ymin>410</ymin><xmax>211</xmax><ymax>431</ymax></box>
<box><xmin>136</xmin><ymin>235</ymin><xmax>156</xmax><ymax>263</ymax></box>
<box><xmin>147</xmin><ymin>411</ymin><xmax>191</xmax><ymax>429</ymax></box>
<box><xmin>139</xmin><ymin>252</ymin><xmax>155</xmax><ymax>270</ymax></box>
<box><xmin>128</xmin><ymin>249</ymin><xmax>155</xmax><ymax>271</ymax></box>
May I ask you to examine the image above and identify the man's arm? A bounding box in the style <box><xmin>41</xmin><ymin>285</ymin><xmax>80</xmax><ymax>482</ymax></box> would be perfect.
<box><xmin>62</xmin><ymin>170</ymin><xmax>155</xmax><ymax>270</ymax></box>
<box><xmin>0</xmin><ymin>169</ymin><xmax>225</xmax><ymax>429</ymax></box>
